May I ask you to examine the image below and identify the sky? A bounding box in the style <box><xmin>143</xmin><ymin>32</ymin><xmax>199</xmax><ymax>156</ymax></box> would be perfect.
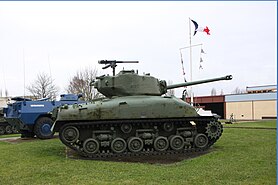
<box><xmin>0</xmin><ymin>1</ymin><xmax>276</xmax><ymax>98</ymax></box>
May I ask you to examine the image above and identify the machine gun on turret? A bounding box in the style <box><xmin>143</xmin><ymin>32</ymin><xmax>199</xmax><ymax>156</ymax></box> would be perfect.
<box><xmin>98</xmin><ymin>60</ymin><xmax>139</xmax><ymax>76</ymax></box>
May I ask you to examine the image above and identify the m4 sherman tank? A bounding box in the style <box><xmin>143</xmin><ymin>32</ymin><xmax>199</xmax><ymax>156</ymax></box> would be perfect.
<box><xmin>0</xmin><ymin>107</ymin><xmax>18</xmax><ymax>135</ymax></box>
<box><xmin>52</xmin><ymin>60</ymin><xmax>232</xmax><ymax>158</ymax></box>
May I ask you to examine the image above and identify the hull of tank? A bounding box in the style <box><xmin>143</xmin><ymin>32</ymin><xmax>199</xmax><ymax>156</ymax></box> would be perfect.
<box><xmin>54</xmin><ymin>96</ymin><xmax>199</xmax><ymax>124</ymax></box>
<box><xmin>53</xmin><ymin>96</ymin><xmax>223</xmax><ymax>159</ymax></box>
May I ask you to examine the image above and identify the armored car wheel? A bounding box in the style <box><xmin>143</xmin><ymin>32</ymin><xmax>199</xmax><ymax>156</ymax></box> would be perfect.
<box><xmin>34</xmin><ymin>117</ymin><xmax>54</xmax><ymax>139</ymax></box>
<box><xmin>60</xmin><ymin>126</ymin><xmax>80</xmax><ymax>143</ymax></box>
<box><xmin>194</xmin><ymin>134</ymin><xmax>209</xmax><ymax>148</ymax></box>
<box><xmin>5</xmin><ymin>125</ymin><xmax>13</xmax><ymax>134</ymax></box>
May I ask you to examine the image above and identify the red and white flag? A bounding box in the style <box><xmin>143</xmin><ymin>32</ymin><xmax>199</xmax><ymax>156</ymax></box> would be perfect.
<box><xmin>191</xmin><ymin>19</ymin><xmax>210</xmax><ymax>36</ymax></box>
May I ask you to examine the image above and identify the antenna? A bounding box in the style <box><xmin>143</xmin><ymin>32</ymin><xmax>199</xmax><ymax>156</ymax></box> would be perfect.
<box><xmin>1</xmin><ymin>58</ymin><xmax>7</xmax><ymax>97</ymax></box>
<box><xmin>48</xmin><ymin>53</ymin><xmax>52</xmax><ymax>78</ymax></box>
<box><xmin>23</xmin><ymin>49</ymin><xmax>25</xmax><ymax>98</ymax></box>
<box><xmin>98</xmin><ymin>60</ymin><xmax>139</xmax><ymax>76</ymax></box>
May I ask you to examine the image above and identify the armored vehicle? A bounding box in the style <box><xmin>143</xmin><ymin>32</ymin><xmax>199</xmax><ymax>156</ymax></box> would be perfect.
<box><xmin>52</xmin><ymin>60</ymin><xmax>232</xmax><ymax>158</ymax></box>
<box><xmin>4</xmin><ymin>94</ymin><xmax>84</xmax><ymax>139</ymax></box>
<box><xmin>0</xmin><ymin>107</ymin><xmax>18</xmax><ymax>135</ymax></box>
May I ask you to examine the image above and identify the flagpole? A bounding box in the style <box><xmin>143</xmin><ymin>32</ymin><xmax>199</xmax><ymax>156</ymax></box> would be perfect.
<box><xmin>180</xmin><ymin>43</ymin><xmax>202</xmax><ymax>50</ymax></box>
<box><xmin>189</xmin><ymin>17</ymin><xmax>193</xmax><ymax>105</ymax></box>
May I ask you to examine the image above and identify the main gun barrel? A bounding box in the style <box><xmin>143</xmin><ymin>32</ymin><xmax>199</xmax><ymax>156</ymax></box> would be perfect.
<box><xmin>166</xmin><ymin>75</ymin><xmax>233</xmax><ymax>90</ymax></box>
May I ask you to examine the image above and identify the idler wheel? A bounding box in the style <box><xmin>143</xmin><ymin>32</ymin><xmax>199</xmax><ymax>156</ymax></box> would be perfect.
<box><xmin>83</xmin><ymin>138</ymin><xmax>99</xmax><ymax>154</ymax></box>
<box><xmin>205</xmin><ymin>121</ymin><xmax>223</xmax><ymax>139</ymax></box>
<box><xmin>127</xmin><ymin>137</ymin><xmax>144</xmax><ymax>153</ymax></box>
<box><xmin>163</xmin><ymin>122</ymin><xmax>174</xmax><ymax>132</ymax></box>
<box><xmin>111</xmin><ymin>138</ymin><xmax>127</xmax><ymax>153</ymax></box>
<box><xmin>154</xmin><ymin>136</ymin><xmax>169</xmax><ymax>151</ymax></box>
<box><xmin>5</xmin><ymin>125</ymin><xmax>13</xmax><ymax>134</ymax></box>
<box><xmin>121</xmin><ymin>123</ymin><xmax>132</xmax><ymax>134</ymax></box>
<box><xmin>169</xmin><ymin>135</ymin><xmax>185</xmax><ymax>151</ymax></box>
<box><xmin>60</xmin><ymin>126</ymin><xmax>80</xmax><ymax>143</ymax></box>
<box><xmin>194</xmin><ymin>134</ymin><xmax>209</xmax><ymax>148</ymax></box>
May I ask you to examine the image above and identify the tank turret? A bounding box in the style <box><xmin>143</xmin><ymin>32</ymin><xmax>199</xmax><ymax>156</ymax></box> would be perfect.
<box><xmin>94</xmin><ymin>60</ymin><xmax>232</xmax><ymax>97</ymax></box>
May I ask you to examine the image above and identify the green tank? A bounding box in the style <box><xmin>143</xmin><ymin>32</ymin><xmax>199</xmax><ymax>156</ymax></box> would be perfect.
<box><xmin>52</xmin><ymin>60</ymin><xmax>232</xmax><ymax>158</ymax></box>
<box><xmin>0</xmin><ymin>107</ymin><xmax>18</xmax><ymax>135</ymax></box>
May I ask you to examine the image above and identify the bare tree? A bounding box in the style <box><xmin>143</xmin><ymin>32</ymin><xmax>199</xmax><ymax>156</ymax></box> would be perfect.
<box><xmin>166</xmin><ymin>80</ymin><xmax>175</xmax><ymax>96</ymax></box>
<box><xmin>27</xmin><ymin>73</ymin><xmax>59</xmax><ymax>99</ymax></box>
<box><xmin>211</xmin><ymin>88</ymin><xmax>217</xmax><ymax>96</ymax></box>
<box><xmin>67</xmin><ymin>66</ymin><xmax>100</xmax><ymax>101</ymax></box>
<box><xmin>5</xmin><ymin>89</ymin><xmax>8</xmax><ymax>97</ymax></box>
<box><xmin>232</xmin><ymin>87</ymin><xmax>246</xmax><ymax>94</ymax></box>
<box><xmin>220</xmin><ymin>89</ymin><xmax>224</xmax><ymax>95</ymax></box>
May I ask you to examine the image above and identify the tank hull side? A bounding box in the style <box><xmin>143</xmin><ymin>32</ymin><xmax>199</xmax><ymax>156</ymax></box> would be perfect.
<box><xmin>55</xmin><ymin>96</ymin><xmax>199</xmax><ymax>122</ymax></box>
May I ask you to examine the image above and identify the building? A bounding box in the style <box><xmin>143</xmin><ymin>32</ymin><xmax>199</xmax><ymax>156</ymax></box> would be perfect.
<box><xmin>225</xmin><ymin>92</ymin><xmax>276</xmax><ymax>120</ymax></box>
<box><xmin>186</xmin><ymin>85</ymin><xmax>277</xmax><ymax>120</ymax></box>
<box><xmin>186</xmin><ymin>95</ymin><xmax>226</xmax><ymax>118</ymax></box>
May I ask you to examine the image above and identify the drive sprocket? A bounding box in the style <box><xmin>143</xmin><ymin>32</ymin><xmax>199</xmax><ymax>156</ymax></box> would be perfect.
<box><xmin>205</xmin><ymin>121</ymin><xmax>223</xmax><ymax>139</ymax></box>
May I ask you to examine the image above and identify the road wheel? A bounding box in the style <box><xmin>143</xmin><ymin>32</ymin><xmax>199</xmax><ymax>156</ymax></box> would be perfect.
<box><xmin>60</xmin><ymin>125</ymin><xmax>79</xmax><ymax>143</ymax></box>
<box><xmin>128</xmin><ymin>137</ymin><xmax>144</xmax><ymax>153</ymax></box>
<box><xmin>194</xmin><ymin>134</ymin><xmax>209</xmax><ymax>148</ymax></box>
<box><xmin>34</xmin><ymin>117</ymin><xmax>54</xmax><ymax>139</ymax></box>
<box><xmin>5</xmin><ymin>125</ymin><xmax>13</xmax><ymax>134</ymax></box>
<box><xmin>169</xmin><ymin>135</ymin><xmax>184</xmax><ymax>151</ymax></box>
<box><xmin>83</xmin><ymin>138</ymin><xmax>99</xmax><ymax>154</ymax></box>
<box><xmin>0</xmin><ymin>126</ymin><xmax>5</xmax><ymax>135</ymax></box>
<box><xmin>12</xmin><ymin>126</ymin><xmax>18</xmax><ymax>134</ymax></box>
<box><xmin>111</xmin><ymin>138</ymin><xmax>127</xmax><ymax>153</ymax></box>
<box><xmin>154</xmin><ymin>136</ymin><xmax>169</xmax><ymax>151</ymax></box>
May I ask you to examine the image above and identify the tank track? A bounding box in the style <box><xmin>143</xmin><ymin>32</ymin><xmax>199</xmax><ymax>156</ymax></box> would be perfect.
<box><xmin>59</xmin><ymin>117</ymin><xmax>223</xmax><ymax>159</ymax></box>
<box><xmin>0</xmin><ymin>123</ymin><xmax>18</xmax><ymax>135</ymax></box>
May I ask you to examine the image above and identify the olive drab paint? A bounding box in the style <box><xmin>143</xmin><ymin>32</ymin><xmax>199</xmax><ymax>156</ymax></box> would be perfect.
<box><xmin>52</xmin><ymin>60</ymin><xmax>232</xmax><ymax>158</ymax></box>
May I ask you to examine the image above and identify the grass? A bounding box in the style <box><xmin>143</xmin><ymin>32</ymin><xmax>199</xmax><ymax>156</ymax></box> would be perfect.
<box><xmin>224</xmin><ymin>120</ymin><xmax>276</xmax><ymax>128</ymax></box>
<box><xmin>0</xmin><ymin>120</ymin><xmax>276</xmax><ymax>185</ymax></box>
<box><xmin>0</xmin><ymin>134</ymin><xmax>20</xmax><ymax>138</ymax></box>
